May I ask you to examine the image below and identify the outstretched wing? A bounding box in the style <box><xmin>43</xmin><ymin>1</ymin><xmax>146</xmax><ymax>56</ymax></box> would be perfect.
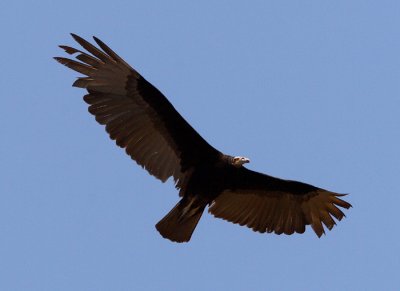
<box><xmin>209</xmin><ymin>168</ymin><xmax>351</xmax><ymax>237</ymax></box>
<box><xmin>55</xmin><ymin>34</ymin><xmax>220</xmax><ymax>186</ymax></box>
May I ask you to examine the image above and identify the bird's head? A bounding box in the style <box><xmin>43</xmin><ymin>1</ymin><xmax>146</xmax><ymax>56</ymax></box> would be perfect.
<box><xmin>231</xmin><ymin>156</ymin><xmax>250</xmax><ymax>167</ymax></box>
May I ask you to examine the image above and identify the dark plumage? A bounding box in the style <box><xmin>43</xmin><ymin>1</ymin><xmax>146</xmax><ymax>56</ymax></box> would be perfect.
<box><xmin>55</xmin><ymin>34</ymin><xmax>351</xmax><ymax>242</ymax></box>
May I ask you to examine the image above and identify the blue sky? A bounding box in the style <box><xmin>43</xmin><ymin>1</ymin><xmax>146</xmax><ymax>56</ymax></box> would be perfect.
<box><xmin>1</xmin><ymin>1</ymin><xmax>399</xmax><ymax>290</ymax></box>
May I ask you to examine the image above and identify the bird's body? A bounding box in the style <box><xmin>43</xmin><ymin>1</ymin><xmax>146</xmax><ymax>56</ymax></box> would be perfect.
<box><xmin>55</xmin><ymin>34</ymin><xmax>351</xmax><ymax>242</ymax></box>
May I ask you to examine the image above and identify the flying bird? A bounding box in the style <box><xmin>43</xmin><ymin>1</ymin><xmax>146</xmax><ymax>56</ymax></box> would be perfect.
<box><xmin>55</xmin><ymin>34</ymin><xmax>351</xmax><ymax>243</ymax></box>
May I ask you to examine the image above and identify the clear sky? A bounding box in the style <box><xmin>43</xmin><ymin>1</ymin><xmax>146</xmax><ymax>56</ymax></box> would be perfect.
<box><xmin>1</xmin><ymin>1</ymin><xmax>399</xmax><ymax>290</ymax></box>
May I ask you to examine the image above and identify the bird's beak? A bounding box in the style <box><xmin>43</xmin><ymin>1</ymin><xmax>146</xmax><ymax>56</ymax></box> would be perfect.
<box><xmin>244</xmin><ymin>158</ymin><xmax>250</xmax><ymax>164</ymax></box>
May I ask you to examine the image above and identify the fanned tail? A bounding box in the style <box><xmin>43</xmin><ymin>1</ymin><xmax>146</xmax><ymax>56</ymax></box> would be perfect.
<box><xmin>155</xmin><ymin>197</ymin><xmax>206</xmax><ymax>243</ymax></box>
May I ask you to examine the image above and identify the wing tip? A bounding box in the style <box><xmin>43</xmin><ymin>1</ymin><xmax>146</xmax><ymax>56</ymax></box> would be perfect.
<box><xmin>92</xmin><ymin>35</ymin><xmax>101</xmax><ymax>43</ymax></box>
<box><xmin>333</xmin><ymin>192</ymin><xmax>353</xmax><ymax>209</ymax></box>
<box><xmin>70</xmin><ymin>32</ymin><xmax>80</xmax><ymax>41</ymax></box>
<box><xmin>53</xmin><ymin>56</ymin><xmax>67</xmax><ymax>65</ymax></box>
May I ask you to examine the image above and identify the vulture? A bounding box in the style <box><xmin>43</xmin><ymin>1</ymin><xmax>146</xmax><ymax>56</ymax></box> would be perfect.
<box><xmin>55</xmin><ymin>34</ymin><xmax>351</xmax><ymax>243</ymax></box>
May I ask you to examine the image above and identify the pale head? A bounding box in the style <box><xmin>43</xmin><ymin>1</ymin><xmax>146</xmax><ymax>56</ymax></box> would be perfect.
<box><xmin>231</xmin><ymin>156</ymin><xmax>250</xmax><ymax>167</ymax></box>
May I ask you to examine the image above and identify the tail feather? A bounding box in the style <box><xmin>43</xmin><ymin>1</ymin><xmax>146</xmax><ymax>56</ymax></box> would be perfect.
<box><xmin>155</xmin><ymin>198</ymin><xmax>206</xmax><ymax>243</ymax></box>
